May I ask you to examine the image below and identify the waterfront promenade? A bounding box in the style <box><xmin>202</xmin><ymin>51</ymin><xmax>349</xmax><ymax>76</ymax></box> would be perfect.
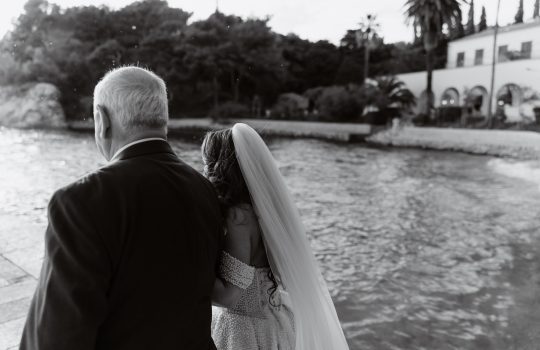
<box><xmin>0</xmin><ymin>214</ymin><xmax>41</xmax><ymax>350</ymax></box>
<box><xmin>368</xmin><ymin>126</ymin><xmax>540</xmax><ymax>160</ymax></box>
<box><xmin>68</xmin><ymin>118</ymin><xmax>540</xmax><ymax>159</ymax></box>
<box><xmin>69</xmin><ymin>118</ymin><xmax>374</xmax><ymax>142</ymax></box>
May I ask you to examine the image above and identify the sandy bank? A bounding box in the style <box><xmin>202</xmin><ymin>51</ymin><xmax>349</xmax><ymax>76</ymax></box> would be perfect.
<box><xmin>367</xmin><ymin>126</ymin><xmax>540</xmax><ymax>160</ymax></box>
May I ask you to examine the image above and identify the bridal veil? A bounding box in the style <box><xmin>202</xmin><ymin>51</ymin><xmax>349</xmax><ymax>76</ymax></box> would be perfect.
<box><xmin>232</xmin><ymin>123</ymin><xmax>349</xmax><ymax>350</ymax></box>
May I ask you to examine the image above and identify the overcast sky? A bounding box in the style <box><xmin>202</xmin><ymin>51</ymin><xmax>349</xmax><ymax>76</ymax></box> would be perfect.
<box><xmin>0</xmin><ymin>0</ymin><xmax>533</xmax><ymax>44</ymax></box>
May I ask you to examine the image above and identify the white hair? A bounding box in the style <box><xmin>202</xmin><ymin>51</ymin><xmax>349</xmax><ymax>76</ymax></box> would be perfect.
<box><xmin>93</xmin><ymin>66</ymin><xmax>168</xmax><ymax>130</ymax></box>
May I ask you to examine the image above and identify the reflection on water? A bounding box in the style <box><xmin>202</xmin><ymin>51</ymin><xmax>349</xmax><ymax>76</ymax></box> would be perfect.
<box><xmin>1</xmin><ymin>128</ymin><xmax>539</xmax><ymax>350</ymax></box>
<box><xmin>488</xmin><ymin>158</ymin><xmax>540</xmax><ymax>191</ymax></box>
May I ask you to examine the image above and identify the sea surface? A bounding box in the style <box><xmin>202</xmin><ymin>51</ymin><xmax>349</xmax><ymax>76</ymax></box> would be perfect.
<box><xmin>0</xmin><ymin>128</ymin><xmax>539</xmax><ymax>350</ymax></box>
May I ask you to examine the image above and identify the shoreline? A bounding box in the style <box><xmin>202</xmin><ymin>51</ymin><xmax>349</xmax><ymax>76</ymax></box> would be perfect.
<box><xmin>367</xmin><ymin>126</ymin><xmax>540</xmax><ymax>160</ymax></box>
<box><xmin>68</xmin><ymin>118</ymin><xmax>374</xmax><ymax>142</ymax></box>
<box><xmin>32</xmin><ymin>119</ymin><xmax>540</xmax><ymax>160</ymax></box>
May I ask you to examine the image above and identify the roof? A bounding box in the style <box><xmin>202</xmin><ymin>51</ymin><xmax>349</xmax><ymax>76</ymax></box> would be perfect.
<box><xmin>450</xmin><ymin>18</ymin><xmax>540</xmax><ymax>44</ymax></box>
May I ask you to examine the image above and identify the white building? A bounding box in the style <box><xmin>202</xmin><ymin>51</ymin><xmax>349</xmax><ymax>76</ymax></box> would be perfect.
<box><xmin>397</xmin><ymin>19</ymin><xmax>540</xmax><ymax>122</ymax></box>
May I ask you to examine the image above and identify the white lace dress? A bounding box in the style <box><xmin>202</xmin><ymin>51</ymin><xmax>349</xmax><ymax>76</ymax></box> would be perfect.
<box><xmin>211</xmin><ymin>252</ymin><xmax>295</xmax><ymax>350</ymax></box>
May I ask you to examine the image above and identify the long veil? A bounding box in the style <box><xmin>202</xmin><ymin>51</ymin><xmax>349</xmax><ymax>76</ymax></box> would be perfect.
<box><xmin>232</xmin><ymin>123</ymin><xmax>349</xmax><ymax>350</ymax></box>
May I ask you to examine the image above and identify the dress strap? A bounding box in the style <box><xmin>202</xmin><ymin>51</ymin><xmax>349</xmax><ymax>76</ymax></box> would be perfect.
<box><xmin>219</xmin><ymin>251</ymin><xmax>255</xmax><ymax>289</ymax></box>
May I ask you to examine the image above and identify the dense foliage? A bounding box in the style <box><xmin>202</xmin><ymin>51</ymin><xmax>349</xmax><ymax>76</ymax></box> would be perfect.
<box><xmin>465</xmin><ymin>0</ymin><xmax>475</xmax><ymax>36</ymax></box>
<box><xmin>0</xmin><ymin>0</ymin><xmax>443</xmax><ymax>121</ymax></box>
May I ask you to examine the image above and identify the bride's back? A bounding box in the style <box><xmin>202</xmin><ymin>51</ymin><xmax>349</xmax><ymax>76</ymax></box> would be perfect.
<box><xmin>226</xmin><ymin>203</ymin><xmax>269</xmax><ymax>268</ymax></box>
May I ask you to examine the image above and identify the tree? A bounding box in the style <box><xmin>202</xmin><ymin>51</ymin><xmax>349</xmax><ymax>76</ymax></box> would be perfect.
<box><xmin>404</xmin><ymin>0</ymin><xmax>464</xmax><ymax>114</ymax></box>
<box><xmin>9</xmin><ymin>0</ymin><xmax>54</xmax><ymax>62</ymax></box>
<box><xmin>181</xmin><ymin>12</ymin><xmax>284</xmax><ymax>113</ymax></box>
<box><xmin>450</xmin><ymin>11</ymin><xmax>465</xmax><ymax>39</ymax></box>
<box><xmin>466</xmin><ymin>0</ymin><xmax>475</xmax><ymax>35</ymax></box>
<box><xmin>181</xmin><ymin>13</ymin><xmax>242</xmax><ymax>111</ymax></box>
<box><xmin>515</xmin><ymin>0</ymin><xmax>524</xmax><ymax>23</ymax></box>
<box><xmin>387</xmin><ymin>42</ymin><xmax>430</xmax><ymax>73</ymax></box>
<box><xmin>226</xmin><ymin>17</ymin><xmax>284</xmax><ymax>104</ymax></box>
<box><xmin>534</xmin><ymin>0</ymin><xmax>539</xmax><ymax>18</ymax></box>
<box><xmin>1</xmin><ymin>0</ymin><xmax>469</xmax><ymax>121</ymax></box>
<box><xmin>479</xmin><ymin>6</ymin><xmax>487</xmax><ymax>31</ymax></box>
<box><xmin>281</xmin><ymin>35</ymin><xmax>341</xmax><ymax>92</ymax></box>
<box><xmin>3</xmin><ymin>0</ymin><xmax>197</xmax><ymax>118</ymax></box>
<box><xmin>356</xmin><ymin>14</ymin><xmax>379</xmax><ymax>83</ymax></box>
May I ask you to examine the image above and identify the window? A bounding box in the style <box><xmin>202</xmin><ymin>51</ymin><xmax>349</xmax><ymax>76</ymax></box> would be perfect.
<box><xmin>521</xmin><ymin>41</ymin><xmax>532</xmax><ymax>59</ymax></box>
<box><xmin>498</xmin><ymin>45</ymin><xmax>508</xmax><ymax>62</ymax></box>
<box><xmin>474</xmin><ymin>49</ymin><xmax>484</xmax><ymax>65</ymax></box>
<box><xmin>456</xmin><ymin>52</ymin><xmax>465</xmax><ymax>67</ymax></box>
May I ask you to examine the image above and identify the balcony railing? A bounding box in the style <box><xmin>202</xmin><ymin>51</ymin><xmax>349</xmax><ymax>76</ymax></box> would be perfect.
<box><xmin>498</xmin><ymin>50</ymin><xmax>531</xmax><ymax>62</ymax></box>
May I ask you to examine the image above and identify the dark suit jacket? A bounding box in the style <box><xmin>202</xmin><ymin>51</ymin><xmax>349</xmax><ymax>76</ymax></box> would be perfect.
<box><xmin>20</xmin><ymin>140</ymin><xmax>223</xmax><ymax>350</ymax></box>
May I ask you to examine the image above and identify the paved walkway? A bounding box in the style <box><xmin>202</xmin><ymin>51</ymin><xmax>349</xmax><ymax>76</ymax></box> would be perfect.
<box><xmin>368</xmin><ymin>126</ymin><xmax>540</xmax><ymax>159</ymax></box>
<box><xmin>0</xmin><ymin>214</ymin><xmax>43</xmax><ymax>350</ymax></box>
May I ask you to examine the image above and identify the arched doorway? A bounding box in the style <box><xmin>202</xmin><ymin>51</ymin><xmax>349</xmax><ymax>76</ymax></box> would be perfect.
<box><xmin>466</xmin><ymin>86</ymin><xmax>488</xmax><ymax>117</ymax></box>
<box><xmin>440</xmin><ymin>88</ymin><xmax>460</xmax><ymax>107</ymax></box>
<box><xmin>496</xmin><ymin>84</ymin><xmax>522</xmax><ymax>122</ymax></box>
<box><xmin>496</xmin><ymin>84</ymin><xmax>522</xmax><ymax>107</ymax></box>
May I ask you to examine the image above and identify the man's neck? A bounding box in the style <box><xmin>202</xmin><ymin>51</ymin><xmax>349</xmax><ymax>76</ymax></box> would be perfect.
<box><xmin>108</xmin><ymin>130</ymin><xmax>167</xmax><ymax>161</ymax></box>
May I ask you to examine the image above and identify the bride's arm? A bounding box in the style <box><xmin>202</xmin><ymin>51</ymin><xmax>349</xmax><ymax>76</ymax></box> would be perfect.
<box><xmin>212</xmin><ymin>206</ymin><xmax>254</xmax><ymax>308</ymax></box>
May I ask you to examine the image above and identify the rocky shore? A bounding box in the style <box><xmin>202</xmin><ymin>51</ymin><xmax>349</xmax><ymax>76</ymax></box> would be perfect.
<box><xmin>0</xmin><ymin>83</ymin><xmax>65</xmax><ymax>129</ymax></box>
<box><xmin>367</xmin><ymin>126</ymin><xmax>540</xmax><ymax>160</ymax></box>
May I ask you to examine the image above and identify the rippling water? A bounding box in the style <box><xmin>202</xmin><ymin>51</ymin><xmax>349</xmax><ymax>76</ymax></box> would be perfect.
<box><xmin>1</xmin><ymin>128</ymin><xmax>539</xmax><ymax>350</ymax></box>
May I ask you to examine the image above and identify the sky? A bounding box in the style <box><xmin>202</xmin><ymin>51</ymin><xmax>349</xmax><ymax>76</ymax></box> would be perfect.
<box><xmin>0</xmin><ymin>0</ymin><xmax>532</xmax><ymax>45</ymax></box>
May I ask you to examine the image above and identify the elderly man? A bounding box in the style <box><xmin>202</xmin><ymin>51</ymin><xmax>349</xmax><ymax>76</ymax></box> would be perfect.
<box><xmin>20</xmin><ymin>66</ymin><xmax>223</xmax><ymax>350</ymax></box>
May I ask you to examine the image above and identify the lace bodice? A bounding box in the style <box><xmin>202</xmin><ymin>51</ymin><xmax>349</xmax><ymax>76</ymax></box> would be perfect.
<box><xmin>230</xmin><ymin>267</ymin><xmax>281</xmax><ymax>318</ymax></box>
<box><xmin>213</xmin><ymin>252</ymin><xmax>295</xmax><ymax>350</ymax></box>
<box><xmin>219</xmin><ymin>251</ymin><xmax>255</xmax><ymax>290</ymax></box>
<box><xmin>218</xmin><ymin>252</ymin><xmax>284</xmax><ymax>318</ymax></box>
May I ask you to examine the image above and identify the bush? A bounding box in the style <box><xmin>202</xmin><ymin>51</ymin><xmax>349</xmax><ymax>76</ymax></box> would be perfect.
<box><xmin>309</xmin><ymin>85</ymin><xmax>364</xmax><ymax>122</ymax></box>
<box><xmin>271</xmin><ymin>93</ymin><xmax>309</xmax><ymax>119</ymax></box>
<box><xmin>209</xmin><ymin>101</ymin><xmax>250</xmax><ymax>120</ymax></box>
<box><xmin>318</xmin><ymin>85</ymin><xmax>364</xmax><ymax>121</ymax></box>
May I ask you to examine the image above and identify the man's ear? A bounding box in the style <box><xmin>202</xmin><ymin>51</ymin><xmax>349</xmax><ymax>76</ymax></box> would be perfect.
<box><xmin>96</xmin><ymin>104</ymin><xmax>111</xmax><ymax>139</ymax></box>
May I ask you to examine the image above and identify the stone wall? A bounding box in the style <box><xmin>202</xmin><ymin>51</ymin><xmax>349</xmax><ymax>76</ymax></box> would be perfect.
<box><xmin>0</xmin><ymin>83</ymin><xmax>66</xmax><ymax>129</ymax></box>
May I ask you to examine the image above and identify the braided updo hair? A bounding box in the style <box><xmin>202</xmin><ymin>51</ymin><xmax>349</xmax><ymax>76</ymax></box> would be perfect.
<box><xmin>201</xmin><ymin>128</ymin><xmax>251</xmax><ymax>208</ymax></box>
<box><xmin>201</xmin><ymin>128</ymin><xmax>279</xmax><ymax>306</ymax></box>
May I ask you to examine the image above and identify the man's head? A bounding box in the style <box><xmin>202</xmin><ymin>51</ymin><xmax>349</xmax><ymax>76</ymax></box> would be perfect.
<box><xmin>93</xmin><ymin>66</ymin><xmax>168</xmax><ymax>160</ymax></box>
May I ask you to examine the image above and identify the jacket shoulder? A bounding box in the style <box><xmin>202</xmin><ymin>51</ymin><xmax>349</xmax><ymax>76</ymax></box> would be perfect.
<box><xmin>51</xmin><ymin>166</ymin><xmax>113</xmax><ymax>207</ymax></box>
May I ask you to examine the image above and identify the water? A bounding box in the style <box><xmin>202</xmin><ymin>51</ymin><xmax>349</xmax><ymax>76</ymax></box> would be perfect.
<box><xmin>1</xmin><ymin>128</ymin><xmax>539</xmax><ymax>350</ymax></box>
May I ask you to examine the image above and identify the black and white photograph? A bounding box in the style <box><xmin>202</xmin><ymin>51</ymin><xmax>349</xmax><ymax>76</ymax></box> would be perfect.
<box><xmin>0</xmin><ymin>0</ymin><xmax>540</xmax><ymax>349</ymax></box>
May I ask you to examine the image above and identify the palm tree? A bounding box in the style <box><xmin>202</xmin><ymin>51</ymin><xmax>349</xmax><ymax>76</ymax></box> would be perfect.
<box><xmin>366</xmin><ymin>76</ymin><xmax>417</xmax><ymax>111</ymax></box>
<box><xmin>404</xmin><ymin>0</ymin><xmax>464</xmax><ymax>115</ymax></box>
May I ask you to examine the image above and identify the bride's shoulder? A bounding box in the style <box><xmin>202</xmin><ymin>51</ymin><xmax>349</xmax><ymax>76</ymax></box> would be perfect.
<box><xmin>226</xmin><ymin>204</ymin><xmax>258</xmax><ymax>231</ymax></box>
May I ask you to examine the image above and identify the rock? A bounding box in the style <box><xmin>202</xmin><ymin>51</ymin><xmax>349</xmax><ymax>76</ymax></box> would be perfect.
<box><xmin>0</xmin><ymin>83</ymin><xmax>66</xmax><ymax>129</ymax></box>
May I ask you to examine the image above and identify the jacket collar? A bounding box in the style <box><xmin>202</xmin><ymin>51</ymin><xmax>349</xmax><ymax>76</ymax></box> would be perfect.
<box><xmin>111</xmin><ymin>139</ymin><xmax>176</xmax><ymax>162</ymax></box>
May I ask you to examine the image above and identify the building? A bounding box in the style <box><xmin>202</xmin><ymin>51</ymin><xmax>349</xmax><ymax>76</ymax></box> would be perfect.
<box><xmin>398</xmin><ymin>19</ymin><xmax>540</xmax><ymax>122</ymax></box>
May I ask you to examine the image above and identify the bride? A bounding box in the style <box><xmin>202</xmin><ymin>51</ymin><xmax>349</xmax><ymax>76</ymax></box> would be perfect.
<box><xmin>201</xmin><ymin>123</ymin><xmax>349</xmax><ymax>350</ymax></box>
